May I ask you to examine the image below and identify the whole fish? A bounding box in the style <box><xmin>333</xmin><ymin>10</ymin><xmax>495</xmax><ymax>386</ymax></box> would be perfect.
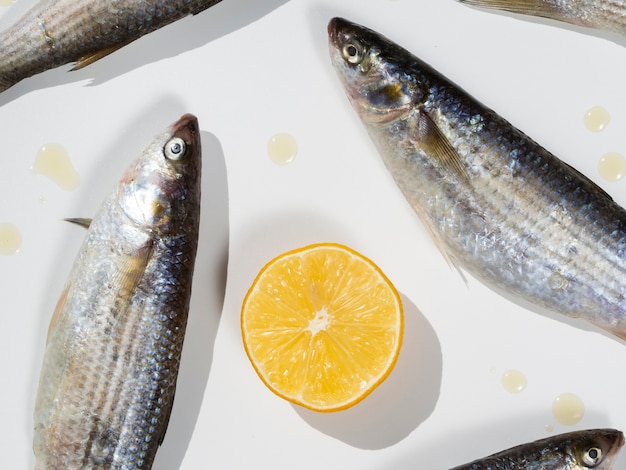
<box><xmin>33</xmin><ymin>114</ymin><xmax>202</xmax><ymax>469</ymax></box>
<box><xmin>0</xmin><ymin>0</ymin><xmax>223</xmax><ymax>93</ymax></box>
<box><xmin>450</xmin><ymin>429</ymin><xmax>624</xmax><ymax>470</ymax></box>
<box><xmin>458</xmin><ymin>0</ymin><xmax>626</xmax><ymax>41</ymax></box>
<box><xmin>328</xmin><ymin>18</ymin><xmax>626</xmax><ymax>340</ymax></box>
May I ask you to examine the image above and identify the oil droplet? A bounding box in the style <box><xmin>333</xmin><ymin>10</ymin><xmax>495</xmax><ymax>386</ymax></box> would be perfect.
<box><xmin>545</xmin><ymin>424</ymin><xmax>554</xmax><ymax>433</ymax></box>
<box><xmin>33</xmin><ymin>143</ymin><xmax>80</xmax><ymax>191</ymax></box>
<box><xmin>0</xmin><ymin>0</ymin><xmax>16</xmax><ymax>6</ymax></box>
<box><xmin>501</xmin><ymin>369</ymin><xmax>527</xmax><ymax>393</ymax></box>
<box><xmin>548</xmin><ymin>270</ymin><xmax>569</xmax><ymax>291</ymax></box>
<box><xmin>0</xmin><ymin>223</ymin><xmax>22</xmax><ymax>255</ymax></box>
<box><xmin>584</xmin><ymin>106</ymin><xmax>610</xmax><ymax>132</ymax></box>
<box><xmin>267</xmin><ymin>133</ymin><xmax>297</xmax><ymax>165</ymax></box>
<box><xmin>552</xmin><ymin>393</ymin><xmax>584</xmax><ymax>426</ymax></box>
<box><xmin>598</xmin><ymin>152</ymin><xmax>626</xmax><ymax>182</ymax></box>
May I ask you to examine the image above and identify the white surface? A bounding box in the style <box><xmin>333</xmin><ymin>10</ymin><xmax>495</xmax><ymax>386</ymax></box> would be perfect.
<box><xmin>2</xmin><ymin>0</ymin><xmax>626</xmax><ymax>468</ymax></box>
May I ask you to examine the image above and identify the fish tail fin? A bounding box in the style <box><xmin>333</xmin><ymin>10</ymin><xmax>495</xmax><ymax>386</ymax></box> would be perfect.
<box><xmin>457</xmin><ymin>0</ymin><xmax>563</xmax><ymax>21</ymax></box>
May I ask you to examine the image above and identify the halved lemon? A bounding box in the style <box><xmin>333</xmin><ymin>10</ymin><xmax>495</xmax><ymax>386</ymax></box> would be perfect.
<box><xmin>241</xmin><ymin>243</ymin><xmax>403</xmax><ymax>412</ymax></box>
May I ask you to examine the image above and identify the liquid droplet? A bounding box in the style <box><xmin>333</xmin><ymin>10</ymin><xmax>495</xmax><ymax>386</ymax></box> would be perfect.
<box><xmin>501</xmin><ymin>369</ymin><xmax>527</xmax><ymax>393</ymax></box>
<box><xmin>552</xmin><ymin>393</ymin><xmax>584</xmax><ymax>426</ymax></box>
<box><xmin>545</xmin><ymin>424</ymin><xmax>554</xmax><ymax>433</ymax></box>
<box><xmin>584</xmin><ymin>106</ymin><xmax>610</xmax><ymax>132</ymax></box>
<box><xmin>267</xmin><ymin>133</ymin><xmax>297</xmax><ymax>165</ymax></box>
<box><xmin>598</xmin><ymin>152</ymin><xmax>626</xmax><ymax>182</ymax></box>
<box><xmin>548</xmin><ymin>271</ymin><xmax>569</xmax><ymax>291</ymax></box>
<box><xmin>33</xmin><ymin>143</ymin><xmax>80</xmax><ymax>191</ymax></box>
<box><xmin>0</xmin><ymin>223</ymin><xmax>22</xmax><ymax>255</ymax></box>
<box><xmin>0</xmin><ymin>0</ymin><xmax>16</xmax><ymax>6</ymax></box>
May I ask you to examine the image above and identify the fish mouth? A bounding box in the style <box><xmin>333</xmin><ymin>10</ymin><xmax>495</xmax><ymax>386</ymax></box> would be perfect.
<box><xmin>327</xmin><ymin>17</ymin><xmax>353</xmax><ymax>49</ymax></box>
<box><xmin>171</xmin><ymin>113</ymin><xmax>200</xmax><ymax>149</ymax></box>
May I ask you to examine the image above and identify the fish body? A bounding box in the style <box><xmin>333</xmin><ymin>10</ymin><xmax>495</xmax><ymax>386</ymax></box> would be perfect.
<box><xmin>33</xmin><ymin>114</ymin><xmax>202</xmax><ymax>469</ymax></box>
<box><xmin>458</xmin><ymin>0</ymin><xmax>626</xmax><ymax>40</ymax></box>
<box><xmin>0</xmin><ymin>0</ymin><xmax>223</xmax><ymax>92</ymax></box>
<box><xmin>450</xmin><ymin>429</ymin><xmax>624</xmax><ymax>470</ymax></box>
<box><xmin>328</xmin><ymin>18</ymin><xmax>626</xmax><ymax>340</ymax></box>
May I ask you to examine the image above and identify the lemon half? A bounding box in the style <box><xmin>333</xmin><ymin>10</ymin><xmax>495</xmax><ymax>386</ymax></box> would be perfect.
<box><xmin>241</xmin><ymin>243</ymin><xmax>403</xmax><ymax>412</ymax></box>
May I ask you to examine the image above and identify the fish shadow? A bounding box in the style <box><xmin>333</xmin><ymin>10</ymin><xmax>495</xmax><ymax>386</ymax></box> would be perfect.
<box><xmin>294</xmin><ymin>294</ymin><xmax>442</xmax><ymax>450</ymax></box>
<box><xmin>152</xmin><ymin>130</ymin><xmax>229</xmax><ymax>470</ymax></box>
<box><xmin>0</xmin><ymin>0</ymin><xmax>290</xmax><ymax>105</ymax></box>
<box><xmin>483</xmin><ymin>281</ymin><xmax>626</xmax><ymax>347</ymax></box>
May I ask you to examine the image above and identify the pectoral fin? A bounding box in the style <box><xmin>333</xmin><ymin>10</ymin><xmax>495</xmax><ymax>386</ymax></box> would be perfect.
<box><xmin>71</xmin><ymin>43</ymin><xmax>132</xmax><ymax>71</ymax></box>
<box><xmin>109</xmin><ymin>242</ymin><xmax>153</xmax><ymax>320</ymax></box>
<box><xmin>413</xmin><ymin>110</ymin><xmax>470</xmax><ymax>184</ymax></box>
<box><xmin>457</xmin><ymin>0</ymin><xmax>561</xmax><ymax>21</ymax></box>
<box><xmin>46</xmin><ymin>284</ymin><xmax>71</xmax><ymax>343</ymax></box>
<box><xmin>192</xmin><ymin>0</ymin><xmax>222</xmax><ymax>15</ymax></box>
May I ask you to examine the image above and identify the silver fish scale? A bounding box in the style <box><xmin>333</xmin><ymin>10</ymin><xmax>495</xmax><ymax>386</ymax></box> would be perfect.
<box><xmin>426</xmin><ymin>77</ymin><xmax>626</xmax><ymax>331</ymax></box>
<box><xmin>328</xmin><ymin>17</ymin><xmax>626</xmax><ymax>340</ymax></box>
<box><xmin>0</xmin><ymin>0</ymin><xmax>223</xmax><ymax>91</ymax></box>
<box><xmin>35</xmin><ymin>203</ymin><xmax>189</xmax><ymax>469</ymax></box>
<box><xmin>447</xmin><ymin>428</ymin><xmax>624</xmax><ymax>469</ymax></box>
<box><xmin>457</xmin><ymin>0</ymin><xmax>626</xmax><ymax>40</ymax></box>
<box><xmin>33</xmin><ymin>114</ymin><xmax>201</xmax><ymax>469</ymax></box>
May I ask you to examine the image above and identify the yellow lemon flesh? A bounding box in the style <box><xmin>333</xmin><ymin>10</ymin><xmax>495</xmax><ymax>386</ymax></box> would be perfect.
<box><xmin>241</xmin><ymin>243</ymin><xmax>403</xmax><ymax>412</ymax></box>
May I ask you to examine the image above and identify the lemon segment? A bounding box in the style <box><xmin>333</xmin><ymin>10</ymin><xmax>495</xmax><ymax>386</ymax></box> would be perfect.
<box><xmin>241</xmin><ymin>243</ymin><xmax>403</xmax><ymax>412</ymax></box>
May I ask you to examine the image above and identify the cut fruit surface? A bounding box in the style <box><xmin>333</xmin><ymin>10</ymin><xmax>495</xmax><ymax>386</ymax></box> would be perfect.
<box><xmin>241</xmin><ymin>243</ymin><xmax>403</xmax><ymax>412</ymax></box>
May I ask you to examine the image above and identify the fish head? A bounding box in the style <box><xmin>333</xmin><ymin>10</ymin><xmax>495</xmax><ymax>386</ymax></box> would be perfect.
<box><xmin>564</xmin><ymin>429</ymin><xmax>624</xmax><ymax>470</ymax></box>
<box><xmin>328</xmin><ymin>17</ymin><xmax>425</xmax><ymax>125</ymax></box>
<box><xmin>117</xmin><ymin>113</ymin><xmax>202</xmax><ymax>235</ymax></box>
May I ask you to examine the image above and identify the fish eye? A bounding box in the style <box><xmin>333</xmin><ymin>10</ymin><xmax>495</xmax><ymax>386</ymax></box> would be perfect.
<box><xmin>164</xmin><ymin>137</ymin><xmax>187</xmax><ymax>161</ymax></box>
<box><xmin>342</xmin><ymin>41</ymin><xmax>364</xmax><ymax>64</ymax></box>
<box><xmin>582</xmin><ymin>447</ymin><xmax>602</xmax><ymax>466</ymax></box>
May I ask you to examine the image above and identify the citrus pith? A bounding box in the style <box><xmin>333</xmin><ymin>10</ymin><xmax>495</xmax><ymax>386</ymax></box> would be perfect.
<box><xmin>241</xmin><ymin>243</ymin><xmax>403</xmax><ymax>412</ymax></box>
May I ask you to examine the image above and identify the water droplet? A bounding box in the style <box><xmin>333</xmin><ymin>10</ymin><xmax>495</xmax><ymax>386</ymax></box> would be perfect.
<box><xmin>0</xmin><ymin>223</ymin><xmax>22</xmax><ymax>255</ymax></box>
<box><xmin>584</xmin><ymin>106</ymin><xmax>610</xmax><ymax>132</ymax></box>
<box><xmin>548</xmin><ymin>271</ymin><xmax>569</xmax><ymax>291</ymax></box>
<box><xmin>33</xmin><ymin>143</ymin><xmax>80</xmax><ymax>191</ymax></box>
<box><xmin>598</xmin><ymin>152</ymin><xmax>626</xmax><ymax>182</ymax></box>
<box><xmin>501</xmin><ymin>369</ymin><xmax>527</xmax><ymax>393</ymax></box>
<box><xmin>552</xmin><ymin>393</ymin><xmax>584</xmax><ymax>425</ymax></box>
<box><xmin>267</xmin><ymin>133</ymin><xmax>297</xmax><ymax>165</ymax></box>
<box><xmin>545</xmin><ymin>424</ymin><xmax>554</xmax><ymax>433</ymax></box>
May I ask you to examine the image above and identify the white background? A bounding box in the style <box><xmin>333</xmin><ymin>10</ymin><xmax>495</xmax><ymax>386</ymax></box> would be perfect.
<box><xmin>2</xmin><ymin>0</ymin><xmax>626</xmax><ymax>468</ymax></box>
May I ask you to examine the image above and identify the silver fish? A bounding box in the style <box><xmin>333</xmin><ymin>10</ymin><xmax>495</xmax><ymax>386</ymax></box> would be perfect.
<box><xmin>33</xmin><ymin>114</ymin><xmax>202</xmax><ymax>469</ymax></box>
<box><xmin>0</xmin><ymin>0</ymin><xmax>223</xmax><ymax>92</ymax></box>
<box><xmin>458</xmin><ymin>0</ymin><xmax>626</xmax><ymax>41</ymax></box>
<box><xmin>328</xmin><ymin>17</ymin><xmax>626</xmax><ymax>340</ymax></box>
<box><xmin>451</xmin><ymin>429</ymin><xmax>624</xmax><ymax>470</ymax></box>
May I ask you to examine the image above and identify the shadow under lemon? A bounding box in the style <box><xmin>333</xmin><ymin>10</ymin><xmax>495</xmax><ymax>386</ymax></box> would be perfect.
<box><xmin>294</xmin><ymin>293</ymin><xmax>442</xmax><ymax>450</ymax></box>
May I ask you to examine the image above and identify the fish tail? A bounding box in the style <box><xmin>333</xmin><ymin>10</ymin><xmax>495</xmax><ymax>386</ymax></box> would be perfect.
<box><xmin>458</xmin><ymin>0</ymin><xmax>563</xmax><ymax>21</ymax></box>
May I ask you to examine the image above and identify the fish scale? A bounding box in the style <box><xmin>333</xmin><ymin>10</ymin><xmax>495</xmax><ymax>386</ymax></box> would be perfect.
<box><xmin>33</xmin><ymin>114</ymin><xmax>201</xmax><ymax>469</ymax></box>
<box><xmin>457</xmin><ymin>0</ymin><xmax>626</xmax><ymax>41</ymax></box>
<box><xmin>449</xmin><ymin>429</ymin><xmax>624</xmax><ymax>469</ymax></box>
<box><xmin>0</xmin><ymin>0</ymin><xmax>223</xmax><ymax>92</ymax></box>
<box><xmin>328</xmin><ymin>17</ymin><xmax>626</xmax><ymax>341</ymax></box>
